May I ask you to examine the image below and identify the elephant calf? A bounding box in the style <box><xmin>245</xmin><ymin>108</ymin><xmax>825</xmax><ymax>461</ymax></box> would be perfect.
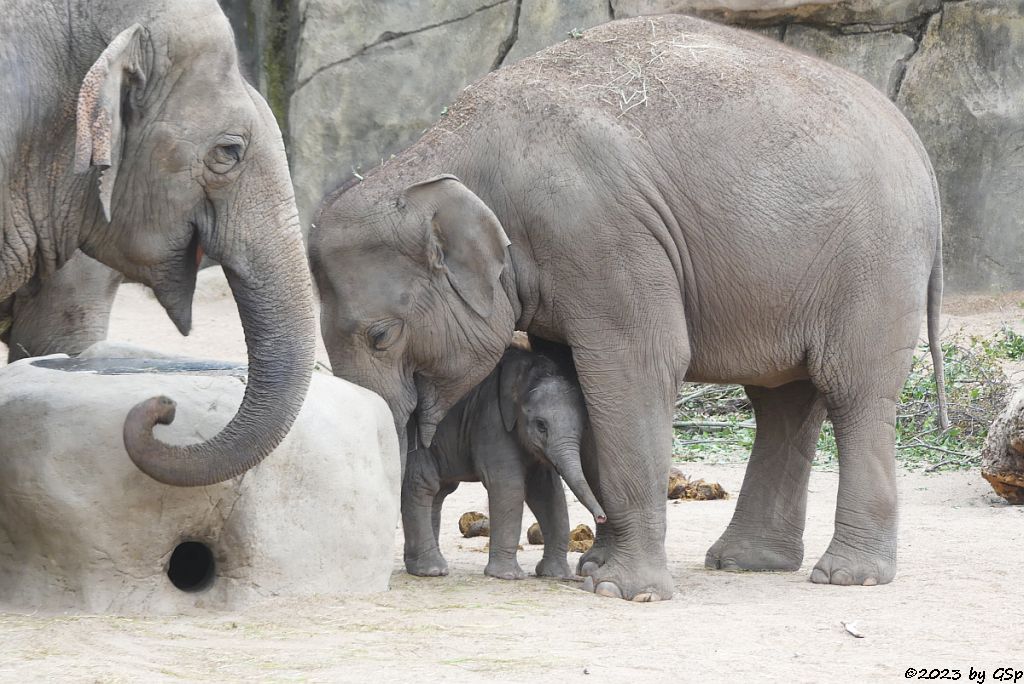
<box><xmin>403</xmin><ymin>349</ymin><xmax>605</xmax><ymax>580</ymax></box>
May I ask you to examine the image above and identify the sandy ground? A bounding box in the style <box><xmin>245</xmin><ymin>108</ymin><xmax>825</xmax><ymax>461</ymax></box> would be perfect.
<box><xmin>1</xmin><ymin>273</ymin><xmax>1023</xmax><ymax>682</ymax></box>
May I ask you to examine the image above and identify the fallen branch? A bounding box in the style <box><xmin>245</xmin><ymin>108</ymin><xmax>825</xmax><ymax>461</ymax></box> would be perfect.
<box><xmin>673</xmin><ymin>421</ymin><xmax>756</xmax><ymax>430</ymax></box>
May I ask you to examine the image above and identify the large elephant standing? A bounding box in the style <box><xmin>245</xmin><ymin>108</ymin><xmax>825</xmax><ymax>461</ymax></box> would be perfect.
<box><xmin>0</xmin><ymin>0</ymin><xmax>315</xmax><ymax>485</ymax></box>
<box><xmin>310</xmin><ymin>16</ymin><xmax>948</xmax><ymax>601</ymax></box>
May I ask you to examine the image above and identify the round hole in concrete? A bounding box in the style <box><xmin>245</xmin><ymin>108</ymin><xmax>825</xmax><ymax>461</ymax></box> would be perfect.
<box><xmin>167</xmin><ymin>541</ymin><xmax>215</xmax><ymax>592</ymax></box>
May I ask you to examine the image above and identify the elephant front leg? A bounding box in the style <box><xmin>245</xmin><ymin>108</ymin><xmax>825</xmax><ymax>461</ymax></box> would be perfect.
<box><xmin>481</xmin><ymin>458</ymin><xmax>528</xmax><ymax>580</ymax></box>
<box><xmin>706</xmin><ymin>380</ymin><xmax>826</xmax><ymax>572</ymax></box>
<box><xmin>525</xmin><ymin>466</ymin><xmax>572</xmax><ymax>579</ymax></box>
<box><xmin>402</xmin><ymin>454</ymin><xmax>449</xmax><ymax>577</ymax></box>
<box><xmin>573</xmin><ymin>350</ymin><xmax>677</xmax><ymax>602</ymax></box>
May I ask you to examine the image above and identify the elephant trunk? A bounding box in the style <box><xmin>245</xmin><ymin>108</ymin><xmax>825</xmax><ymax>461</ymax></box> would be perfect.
<box><xmin>548</xmin><ymin>442</ymin><xmax>607</xmax><ymax>523</ymax></box>
<box><xmin>123</xmin><ymin>204</ymin><xmax>316</xmax><ymax>486</ymax></box>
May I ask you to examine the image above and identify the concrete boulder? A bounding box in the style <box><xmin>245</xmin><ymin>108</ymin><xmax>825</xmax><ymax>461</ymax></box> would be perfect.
<box><xmin>0</xmin><ymin>350</ymin><xmax>400</xmax><ymax>613</ymax></box>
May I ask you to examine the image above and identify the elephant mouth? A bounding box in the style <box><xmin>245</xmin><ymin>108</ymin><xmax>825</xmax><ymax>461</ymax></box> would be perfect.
<box><xmin>150</xmin><ymin>225</ymin><xmax>201</xmax><ymax>336</ymax></box>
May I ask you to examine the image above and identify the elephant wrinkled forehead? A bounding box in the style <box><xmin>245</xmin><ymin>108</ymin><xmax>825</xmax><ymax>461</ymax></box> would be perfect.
<box><xmin>326</xmin><ymin>247</ymin><xmax>424</xmax><ymax>333</ymax></box>
<box><xmin>527</xmin><ymin>374</ymin><xmax>582</xmax><ymax>408</ymax></box>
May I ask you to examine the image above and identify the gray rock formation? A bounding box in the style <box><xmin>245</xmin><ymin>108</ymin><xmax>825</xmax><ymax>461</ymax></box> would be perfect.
<box><xmin>611</xmin><ymin>1</ymin><xmax>940</xmax><ymax>28</ymax></box>
<box><xmin>783</xmin><ymin>26</ymin><xmax>916</xmax><ymax>99</ymax></box>
<box><xmin>0</xmin><ymin>350</ymin><xmax>400</xmax><ymax>613</ymax></box>
<box><xmin>897</xmin><ymin>1</ymin><xmax>1024</xmax><ymax>291</ymax></box>
<box><xmin>289</xmin><ymin>0</ymin><xmax>518</xmax><ymax>229</ymax></box>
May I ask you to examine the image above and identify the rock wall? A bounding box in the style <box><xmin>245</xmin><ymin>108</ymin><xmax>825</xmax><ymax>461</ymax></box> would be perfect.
<box><xmin>219</xmin><ymin>0</ymin><xmax>1024</xmax><ymax>292</ymax></box>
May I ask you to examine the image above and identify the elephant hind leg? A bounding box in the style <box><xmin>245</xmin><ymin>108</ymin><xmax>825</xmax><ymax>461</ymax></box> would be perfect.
<box><xmin>807</xmin><ymin>337</ymin><xmax>915</xmax><ymax>586</ymax></box>
<box><xmin>706</xmin><ymin>380</ymin><xmax>825</xmax><ymax>572</ymax></box>
<box><xmin>810</xmin><ymin>395</ymin><xmax>900</xmax><ymax>586</ymax></box>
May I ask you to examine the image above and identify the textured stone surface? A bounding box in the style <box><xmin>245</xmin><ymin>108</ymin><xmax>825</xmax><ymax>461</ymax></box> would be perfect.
<box><xmin>611</xmin><ymin>0</ymin><xmax>940</xmax><ymax>27</ymax></box>
<box><xmin>288</xmin><ymin>0</ymin><xmax>517</xmax><ymax>228</ymax></box>
<box><xmin>0</xmin><ymin>351</ymin><xmax>400</xmax><ymax>613</ymax></box>
<box><xmin>784</xmin><ymin>25</ymin><xmax>916</xmax><ymax>98</ymax></box>
<box><xmin>898</xmin><ymin>1</ymin><xmax>1024</xmax><ymax>291</ymax></box>
<box><xmin>504</xmin><ymin>0</ymin><xmax>612</xmax><ymax>64</ymax></box>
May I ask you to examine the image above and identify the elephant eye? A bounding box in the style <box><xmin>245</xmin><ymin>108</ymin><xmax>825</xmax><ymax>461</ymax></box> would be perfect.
<box><xmin>534</xmin><ymin>419</ymin><xmax>548</xmax><ymax>435</ymax></box>
<box><xmin>205</xmin><ymin>136</ymin><xmax>245</xmax><ymax>174</ymax></box>
<box><xmin>368</xmin><ymin>319</ymin><xmax>404</xmax><ymax>351</ymax></box>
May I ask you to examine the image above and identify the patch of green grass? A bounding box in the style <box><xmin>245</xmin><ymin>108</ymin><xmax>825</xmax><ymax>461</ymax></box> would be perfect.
<box><xmin>673</xmin><ymin>332</ymin><xmax>1013</xmax><ymax>472</ymax></box>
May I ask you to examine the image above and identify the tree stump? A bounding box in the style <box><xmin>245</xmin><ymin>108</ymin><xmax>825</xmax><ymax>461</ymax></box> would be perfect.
<box><xmin>980</xmin><ymin>388</ymin><xmax>1024</xmax><ymax>504</ymax></box>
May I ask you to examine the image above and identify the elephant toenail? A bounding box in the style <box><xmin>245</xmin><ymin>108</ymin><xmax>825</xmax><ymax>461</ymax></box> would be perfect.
<box><xmin>595</xmin><ymin>582</ymin><xmax>623</xmax><ymax>599</ymax></box>
<box><xmin>831</xmin><ymin>570</ymin><xmax>853</xmax><ymax>585</ymax></box>
<box><xmin>581</xmin><ymin>576</ymin><xmax>595</xmax><ymax>593</ymax></box>
<box><xmin>580</xmin><ymin>561</ymin><xmax>599</xmax><ymax>577</ymax></box>
<box><xmin>633</xmin><ymin>592</ymin><xmax>657</xmax><ymax>602</ymax></box>
<box><xmin>810</xmin><ymin>568</ymin><xmax>829</xmax><ymax>584</ymax></box>
<box><xmin>863</xmin><ymin>577</ymin><xmax>877</xmax><ymax>586</ymax></box>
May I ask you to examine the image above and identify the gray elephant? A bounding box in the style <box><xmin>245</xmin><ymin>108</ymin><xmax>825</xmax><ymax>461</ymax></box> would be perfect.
<box><xmin>311</xmin><ymin>15</ymin><xmax>948</xmax><ymax>601</ymax></box>
<box><xmin>0</xmin><ymin>0</ymin><xmax>315</xmax><ymax>485</ymax></box>
<box><xmin>1</xmin><ymin>251</ymin><xmax>121</xmax><ymax>363</ymax></box>
<box><xmin>403</xmin><ymin>348</ymin><xmax>606</xmax><ymax>580</ymax></box>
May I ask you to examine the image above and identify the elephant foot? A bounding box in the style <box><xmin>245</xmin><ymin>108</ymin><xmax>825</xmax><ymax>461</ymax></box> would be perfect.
<box><xmin>404</xmin><ymin>550</ymin><xmax>449</xmax><ymax>577</ymax></box>
<box><xmin>810</xmin><ymin>537</ymin><xmax>895</xmax><ymax>586</ymax></box>
<box><xmin>535</xmin><ymin>556</ymin><xmax>573</xmax><ymax>579</ymax></box>
<box><xmin>575</xmin><ymin>544</ymin><xmax>609</xmax><ymax>577</ymax></box>
<box><xmin>705</xmin><ymin>529</ymin><xmax>803</xmax><ymax>572</ymax></box>
<box><xmin>579</xmin><ymin>558</ymin><xmax>674</xmax><ymax>602</ymax></box>
<box><xmin>485</xmin><ymin>559</ymin><xmax>527</xmax><ymax>580</ymax></box>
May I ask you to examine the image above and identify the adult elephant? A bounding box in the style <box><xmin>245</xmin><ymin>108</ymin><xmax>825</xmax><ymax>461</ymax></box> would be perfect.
<box><xmin>0</xmin><ymin>0</ymin><xmax>315</xmax><ymax>485</ymax></box>
<box><xmin>310</xmin><ymin>16</ymin><xmax>948</xmax><ymax>601</ymax></box>
<box><xmin>1</xmin><ymin>251</ymin><xmax>121</xmax><ymax>363</ymax></box>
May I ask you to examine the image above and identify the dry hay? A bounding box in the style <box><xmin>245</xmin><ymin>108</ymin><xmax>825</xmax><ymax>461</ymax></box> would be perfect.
<box><xmin>668</xmin><ymin>466</ymin><xmax>729</xmax><ymax>501</ymax></box>
<box><xmin>458</xmin><ymin>511</ymin><xmax>490</xmax><ymax>538</ymax></box>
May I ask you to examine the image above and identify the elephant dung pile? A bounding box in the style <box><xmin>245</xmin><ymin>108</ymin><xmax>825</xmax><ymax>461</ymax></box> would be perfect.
<box><xmin>980</xmin><ymin>388</ymin><xmax>1024</xmax><ymax>504</ymax></box>
<box><xmin>522</xmin><ymin>522</ymin><xmax>594</xmax><ymax>552</ymax></box>
<box><xmin>568</xmin><ymin>524</ymin><xmax>595</xmax><ymax>553</ymax></box>
<box><xmin>668</xmin><ymin>467</ymin><xmax>729</xmax><ymax>501</ymax></box>
<box><xmin>459</xmin><ymin>511</ymin><xmax>491</xmax><ymax>537</ymax></box>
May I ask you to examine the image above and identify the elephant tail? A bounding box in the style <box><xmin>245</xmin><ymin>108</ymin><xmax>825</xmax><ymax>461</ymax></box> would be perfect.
<box><xmin>927</xmin><ymin>233</ymin><xmax>950</xmax><ymax>431</ymax></box>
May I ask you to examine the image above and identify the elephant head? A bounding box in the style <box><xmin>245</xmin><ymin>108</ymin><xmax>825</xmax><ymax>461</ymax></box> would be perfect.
<box><xmin>498</xmin><ymin>351</ymin><xmax>606</xmax><ymax>523</ymax></box>
<box><xmin>69</xmin><ymin>2</ymin><xmax>314</xmax><ymax>485</ymax></box>
<box><xmin>311</xmin><ymin>174</ymin><xmax>516</xmax><ymax>458</ymax></box>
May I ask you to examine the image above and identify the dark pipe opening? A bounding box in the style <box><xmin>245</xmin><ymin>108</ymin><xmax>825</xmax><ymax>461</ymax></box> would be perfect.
<box><xmin>167</xmin><ymin>541</ymin><xmax>216</xmax><ymax>592</ymax></box>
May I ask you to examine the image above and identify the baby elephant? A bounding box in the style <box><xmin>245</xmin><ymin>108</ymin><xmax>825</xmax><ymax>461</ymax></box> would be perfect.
<box><xmin>403</xmin><ymin>348</ymin><xmax>606</xmax><ymax>580</ymax></box>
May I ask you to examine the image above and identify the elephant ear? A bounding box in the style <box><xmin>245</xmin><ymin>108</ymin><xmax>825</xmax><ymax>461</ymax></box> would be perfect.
<box><xmin>74</xmin><ymin>24</ymin><xmax>146</xmax><ymax>222</ymax></box>
<box><xmin>497</xmin><ymin>351</ymin><xmax>532</xmax><ymax>433</ymax></box>
<box><xmin>405</xmin><ymin>175</ymin><xmax>510</xmax><ymax>318</ymax></box>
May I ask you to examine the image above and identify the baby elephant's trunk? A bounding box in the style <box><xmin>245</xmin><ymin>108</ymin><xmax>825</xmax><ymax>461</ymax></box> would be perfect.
<box><xmin>549</xmin><ymin>444</ymin><xmax>607</xmax><ymax>523</ymax></box>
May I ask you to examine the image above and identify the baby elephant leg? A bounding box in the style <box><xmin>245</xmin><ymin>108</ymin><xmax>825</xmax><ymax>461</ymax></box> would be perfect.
<box><xmin>432</xmin><ymin>482</ymin><xmax>459</xmax><ymax>546</ymax></box>
<box><xmin>402</xmin><ymin>453</ymin><xmax>448</xmax><ymax>577</ymax></box>
<box><xmin>483</xmin><ymin>464</ymin><xmax>528</xmax><ymax>580</ymax></box>
<box><xmin>526</xmin><ymin>466</ymin><xmax>572</xmax><ymax>579</ymax></box>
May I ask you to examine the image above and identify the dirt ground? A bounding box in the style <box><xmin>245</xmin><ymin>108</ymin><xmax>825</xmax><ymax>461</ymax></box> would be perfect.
<box><xmin>1</xmin><ymin>272</ymin><xmax>1023</xmax><ymax>682</ymax></box>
